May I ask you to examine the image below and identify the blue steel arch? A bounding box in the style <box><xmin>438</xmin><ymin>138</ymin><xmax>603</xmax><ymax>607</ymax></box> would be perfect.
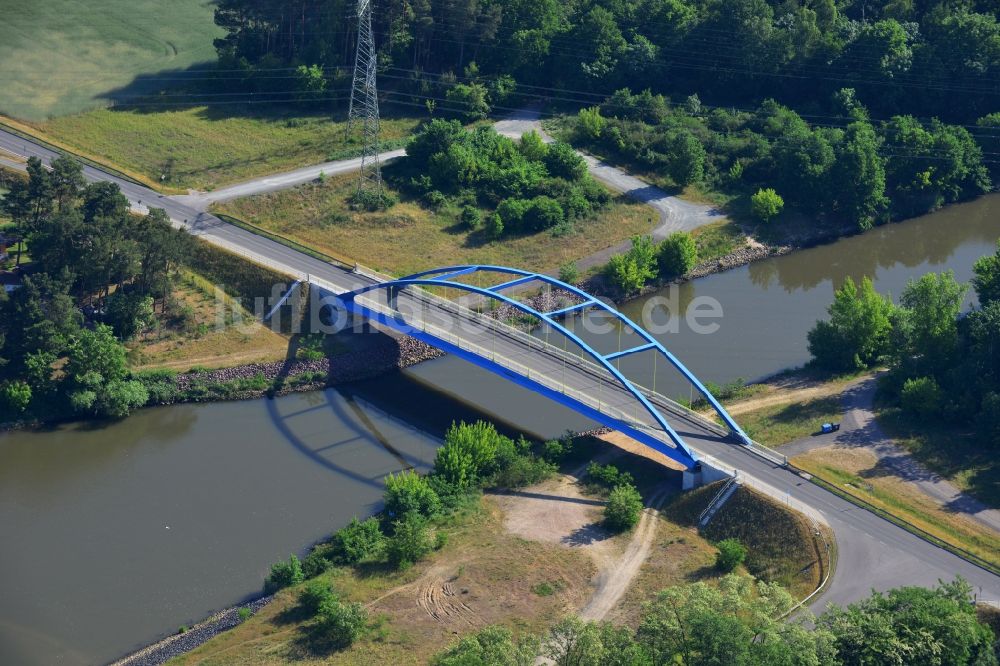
<box><xmin>340</xmin><ymin>265</ymin><xmax>751</xmax><ymax>470</ymax></box>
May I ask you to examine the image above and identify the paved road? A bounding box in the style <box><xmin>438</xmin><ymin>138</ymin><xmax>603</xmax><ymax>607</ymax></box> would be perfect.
<box><xmin>782</xmin><ymin>377</ymin><xmax>1000</xmax><ymax>534</ymax></box>
<box><xmin>3</xmin><ymin>127</ymin><xmax>999</xmax><ymax>612</ymax></box>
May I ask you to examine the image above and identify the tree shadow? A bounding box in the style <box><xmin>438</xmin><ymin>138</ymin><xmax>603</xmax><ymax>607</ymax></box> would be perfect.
<box><xmin>562</xmin><ymin>522</ymin><xmax>613</xmax><ymax>547</ymax></box>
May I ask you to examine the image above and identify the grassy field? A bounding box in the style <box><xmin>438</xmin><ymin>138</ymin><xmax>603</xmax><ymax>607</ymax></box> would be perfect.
<box><xmin>213</xmin><ymin>171</ymin><xmax>657</xmax><ymax>276</ymax></box>
<box><xmin>29</xmin><ymin>108</ymin><xmax>422</xmax><ymax>190</ymax></box>
<box><xmin>128</xmin><ymin>273</ymin><xmax>291</xmax><ymax>371</ymax></box>
<box><xmin>691</xmin><ymin>220</ymin><xmax>747</xmax><ymax>264</ymax></box>
<box><xmin>0</xmin><ymin>1</ymin><xmax>222</xmax><ymax>121</ymax></box>
<box><xmin>738</xmin><ymin>395</ymin><xmax>844</xmax><ymax>446</ymax></box>
<box><xmin>792</xmin><ymin>446</ymin><xmax>1000</xmax><ymax>570</ymax></box>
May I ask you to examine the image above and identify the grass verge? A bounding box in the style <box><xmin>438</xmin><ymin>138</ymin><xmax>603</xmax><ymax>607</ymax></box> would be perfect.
<box><xmin>792</xmin><ymin>448</ymin><xmax>1000</xmax><ymax>575</ymax></box>
<box><xmin>212</xmin><ymin>170</ymin><xmax>657</xmax><ymax>276</ymax></box>
<box><xmin>32</xmin><ymin>108</ymin><xmax>421</xmax><ymax>190</ymax></box>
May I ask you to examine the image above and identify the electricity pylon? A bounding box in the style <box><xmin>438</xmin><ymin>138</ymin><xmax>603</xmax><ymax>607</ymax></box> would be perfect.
<box><xmin>347</xmin><ymin>0</ymin><xmax>383</xmax><ymax>197</ymax></box>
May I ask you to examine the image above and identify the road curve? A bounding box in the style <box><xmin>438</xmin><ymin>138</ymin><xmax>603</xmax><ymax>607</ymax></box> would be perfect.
<box><xmin>2</xmin><ymin>127</ymin><xmax>999</xmax><ymax>613</ymax></box>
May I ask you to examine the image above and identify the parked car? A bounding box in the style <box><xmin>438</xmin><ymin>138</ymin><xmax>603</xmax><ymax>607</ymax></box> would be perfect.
<box><xmin>820</xmin><ymin>422</ymin><xmax>840</xmax><ymax>434</ymax></box>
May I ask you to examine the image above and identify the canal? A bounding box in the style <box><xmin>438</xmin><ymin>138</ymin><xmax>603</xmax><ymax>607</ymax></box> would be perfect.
<box><xmin>2</xmin><ymin>195</ymin><xmax>998</xmax><ymax>664</ymax></box>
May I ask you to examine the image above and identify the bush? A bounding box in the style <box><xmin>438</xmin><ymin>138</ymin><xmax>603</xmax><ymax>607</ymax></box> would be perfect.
<box><xmin>313</xmin><ymin>598</ymin><xmax>367</xmax><ymax>649</ymax></box>
<box><xmin>658</xmin><ymin>232</ymin><xmax>698</xmax><ymax>278</ymax></box>
<box><xmin>94</xmin><ymin>379</ymin><xmax>149</xmax><ymax>419</ymax></box>
<box><xmin>349</xmin><ymin>188</ymin><xmax>397</xmax><ymax>211</ymax></box>
<box><xmin>494</xmin><ymin>454</ymin><xmax>558</xmax><ymax>489</ymax></box>
<box><xmin>433</xmin><ymin>421</ymin><xmax>508</xmax><ymax>489</ymax></box>
<box><xmin>264</xmin><ymin>554</ymin><xmax>305</xmax><ymax>593</ymax></box>
<box><xmin>386</xmin><ymin>512</ymin><xmax>433</xmax><ymax>569</ymax></box>
<box><xmin>715</xmin><ymin>538</ymin><xmax>747</xmax><ymax>572</ymax></box>
<box><xmin>523</xmin><ymin>196</ymin><xmax>564</xmax><ymax>232</ymax></box>
<box><xmin>0</xmin><ymin>380</ymin><xmax>32</xmax><ymax>413</ymax></box>
<box><xmin>433</xmin><ymin>625</ymin><xmax>540</xmax><ymax>666</ymax></box>
<box><xmin>518</xmin><ymin>130</ymin><xmax>549</xmax><ymax>162</ymax></box>
<box><xmin>586</xmin><ymin>462</ymin><xmax>634</xmax><ymax>489</ymax></box>
<box><xmin>495</xmin><ymin>198</ymin><xmax>530</xmax><ymax>232</ymax></box>
<box><xmin>558</xmin><ymin>261</ymin><xmax>580</xmax><ymax>284</ymax></box>
<box><xmin>303</xmin><ymin>544</ymin><xmax>335</xmax><ymax>577</ymax></box>
<box><xmin>383</xmin><ymin>470</ymin><xmax>441</xmax><ymax>519</ymax></box>
<box><xmin>604</xmin><ymin>483</ymin><xmax>643</xmax><ymax>532</ymax></box>
<box><xmin>900</xmin><ymin>376</ymin><xmax>943</xmax><ymax>418</ymax></box>
<box><xmin>461</xmin><ymin>206</ymin><xmax>482</xmax><ymax>230</ymax></box>
<box><xmin>486</xmin><ymin>213</ymin><xmax>504</xmax><ymax>238</ymax></box>
<box><xmin>544</xmin><ymin>142</ymin><xmax>588</xmax><ymax>181</ymax></box>
<box><xmin>330</xmin><ymin>517</ymin><xmax>386</xmax><ymax>565</ymax></box>
<box><xmin>299</xmin><ymin>579</ymin><xmax>337</xmax><ymax>616</ymax></box>
<box><xmin>577</xmin><ymin>106</ymin><xmax>606</xmax><ymax>141</ymax></box>
<box><xmin>445</xmin><ymin>82</ymin><xmax>491</xmax><ymax>121</ymax></box>
<box><xmin>751</xmin><ymin>188</ymin><xmax>784</xmax><ymax>223</ymax></box>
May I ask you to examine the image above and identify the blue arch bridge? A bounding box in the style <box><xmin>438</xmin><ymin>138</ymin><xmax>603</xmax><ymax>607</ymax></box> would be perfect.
<box><xmin>290</xmin><ymin>264</ymin><xmax>762</xmax><ymax>479</ymax></box>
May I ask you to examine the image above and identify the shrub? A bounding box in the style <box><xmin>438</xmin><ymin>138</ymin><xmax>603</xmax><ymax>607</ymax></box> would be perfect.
<box><xmin>303</xmin><ymin>544</ymin><xmax>335</xmax><ymax>577</ymax></box>
<box><xmin>577</xmin><ymin>106</ymin><xmax>606</xmax><ymax>141</ymax></box>
<box><xmin>658</xmin><ymin>232</ymin><xmax>698</xmax><ymax>278</ymax></box>
<box><xmin>299</xmin><ymin>579</ymin><xmax>337</xmax><ymax>616</ymax></box>
<box><xmin>423</xmin><ymin>190</ymin><xmax>448</xmax><ymax>209</ymax></box>
<box><xmin>486</xmin><ymin>212</ymin><xmax>504</xmax><ymax>238</ymax></box>
<box><xmin>313</xmin><ymin>598</ymin><xmax>367</xmax><ymax>649</ymax></box>
<box><xmin>237</xmin><ymin>607</ymin><xmax>252</xmax><ymax>622</ymax></box>
<box><xmin>523</xmin><ymin>196</ymin><xmax>564</xmax><ymax>232</ymax></box>
<box><xmin>495</xmin><ymin>198</ymin><xmax>530</xmax><ymax>232</ymax></box>
<box><xmin>461</xmin><ymin>206</ymin><xmax>482</xmax><ymax>230</ymax></box>
<box><xmin>264</xmin><ymin>554</ymin><xmax>305</xmax><ymax>593</ymax></box>
<box><xmin>350</xmin><ymin>188</ymin><xmax>397</xmax><ymax>211</ymax></box>
<box><xmin>445</xmin><ymin>82</ymin><xmax>491</xmax><ymax>121</ymax></box>
<box><xmin>94</xmin><ymin>379</ymin><xmax>149</xmax><ymax>419</ymax></box>
<box><xmin>715</xmin><ymin>538</ymin><xmax>748</xmax><ymax>572</ymax></box>
<box><xmin>544</xmin><ymin>142</ymin><xmax>588</xmax><ymax>181</ymax></box>
<box><xmin>433</xmin><ymin>625</ymin><xmax>540</xmax><ymax>665</ymax></box>
<box><xmin>0</xmin><ymin>380</ymin><xmax>32</xmax><ymax>413</ymax></box>
<box><xmin>386</xmin><ymin>512</ymin><xmax>433</xmax><ymax>569</ymax></box>
<box><xmin>900</xmin><ymin>376</ymin><xmax>942</xmax><ymax>418</ymax></box>
<box><xmin>330</xmin><ymin>517</ymin><xmax>386</xmax><ymax>564</ymax></box>
<box><xmin>605</xmin><ymin>253</ymin><xmax>649</xmax><ymax>295</ymax></box>
<box><xmin>604</xmin><ymin>483</ymin><xmax>643</xmax><ymax>532</ymax></box>
<box><xmin>518</xmin><ymin>130</ymin><xmax>549</xmax><ymax>162</ymax></box>
<box><xmin>751</xmin><ymin>188</ymin><xmax>784</xmax><ymax>223</ymax></box>
<box><xmin>383</xmin><ymin>470</ymin><xmax>441</xmax><ymax>519</ymax></box>
<box><xmin>541</xmin><ymin>436</ymin><xmax>574</xmax><ymax>463</ymax></box>
<box><xmin>586</xmin><ymin>462</ymin><xmax>634</xmax><ymax>489</ymax></box>
<box><xmin>494</xmin><ymin>454</ymin><xmax>557</xmax><ymax>489</ymax></box>
<box><xmin>558</xmin><ymin>261</ymin><xmax>580</xmax><ymax>284</ymax></box>
<box><xmin>433</xmin><ymin>421</ymin><xmax>508</xmax><ymax>489</ymax></box>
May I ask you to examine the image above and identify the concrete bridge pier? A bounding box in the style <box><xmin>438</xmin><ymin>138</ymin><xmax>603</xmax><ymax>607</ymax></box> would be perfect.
<box><xmin>682</xmin><ymin>460</ymin><xmax>735</xmax><ymax>490</ymax></box>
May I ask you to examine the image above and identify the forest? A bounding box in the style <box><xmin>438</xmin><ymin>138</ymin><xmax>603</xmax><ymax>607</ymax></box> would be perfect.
<box><xmin>211</xmin><ymin>0</ymin><xmax>1000</xmax><ymax>124</ymax></box>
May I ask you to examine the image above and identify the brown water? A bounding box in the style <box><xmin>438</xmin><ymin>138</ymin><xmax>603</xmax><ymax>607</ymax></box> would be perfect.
<box><xmin>1</xmin><ymin>195</ymin><xmax>998</xmax><ymax>665</ymax></box>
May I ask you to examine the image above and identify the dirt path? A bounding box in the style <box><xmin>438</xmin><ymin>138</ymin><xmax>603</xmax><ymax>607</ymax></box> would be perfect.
<box><xmin>579</xmin><ymin>485</ymin><xmax>670</xmax><ymax>621</ymax></box>
<box><xmin>492</xmin><ymin>457</ymin><xmax>671</xmax><ymax>622</ymax></box>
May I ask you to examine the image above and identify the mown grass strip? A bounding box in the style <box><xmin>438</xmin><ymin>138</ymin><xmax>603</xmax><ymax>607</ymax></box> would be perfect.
<box><xmin>212</xmin><ymin>212</ymin><xmax>365</xmax><ymax>274</ymax></box>
<box><xmin>0</xmin><ymin>116</ymin><xmax>169</xmax><ymax>192</ymax></box>
<box><xmin>799</xmin><ymin>468</ymin><xmax>1000</xmax><ymax>576</ymax></box>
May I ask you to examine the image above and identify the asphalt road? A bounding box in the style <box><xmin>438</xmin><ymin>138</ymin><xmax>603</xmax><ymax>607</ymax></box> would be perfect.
<box><xmin>3</xmin><ymin>127</ymin><xmax>999</xmax><ymax>612</ymax></box>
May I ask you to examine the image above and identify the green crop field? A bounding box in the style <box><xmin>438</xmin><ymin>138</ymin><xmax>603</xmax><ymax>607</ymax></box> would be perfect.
<box><xmin>0</xmin><ymin>1</ymin><xmax>223</xmax><ymax>121</ymax></box>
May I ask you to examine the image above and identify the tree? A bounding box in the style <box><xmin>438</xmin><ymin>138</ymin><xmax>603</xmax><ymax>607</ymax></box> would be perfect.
<box><xmin>807</xmin><ymin>277</ymin><xmax>896</xmax><ymax>372</ymax></box>
<box><xmin>93</xmin><ymin>379</ymin><xmax>149</xmax><ymax>419</ymax></box>
<box><xmin>637</xmin><ymin>575</ymin><xmax>834</xmax><ymax>665</ymax></box>
<box><xmin>65</xmin><ymin>324</ymin><xmax>128</xmax><ymax>386</ymax></box>
<box><xmin>0</xmin><ymin>380</ymin><xmax>31</xmax><ymax>413</ymax></box>
<box><xmin>383</xmin><ymin>470</ymin><xmax>441</xmax><ymax>519</ymax></box>
<box><xmin>604</xmin><ymin>483</ymin><xmax>643</xmax><ymax>531</ymax></box>
<box><xmin>895</xmin><ymin>271</ymin><xmax>967</xmax><ymax>375</ymax></box>
<box><xmin>751</xmin><ymin>188</ymin><xmax>784</xmax><ymax>223</ymax></box>
<box><xmin>666</xmin><ymin>130</ymin><xmax>706</xmax><ymax>186</ymax></box>
<box><xmin>819</xmin><ymin>578</ymin><xmax>996</xmax><ymax>666</ymax></box>
<box><xmin>446</xmin><ymin>82</ymin><xmax>491</xmax><ymax>121</ymax></box>
<box><xmin>544</xmin><ymin>616</ymin><xmax>648</xmax><ymax>666</ymax></box>
<box><xmin>386</xmin><ymin>512</ymin><xmax>432</xmax><ymax>569</ymax></box>
<box><xmin>433</xmin><ymin>420</ymin><xmax>508</xmax><ymax>488</ymax></box>
<box><xmin>832</xmin><ymin>121</ymin><xmax>888</xmax><ymax>229</ymax></box>
<box><xmin>298</xmin><ymin>579</ymin><xmax>336</xmax><ymax>616</ymax></box>
<box><xmin>434</xmin><ymin>625</ymin><xmax>540</xmax><ymax>666</ymax></box>
<box><xmin>900</xmin><ymin>377</ymin><xmax>943</xmax><ymax>418</ymax></box>
<box><xmin>106</xmin><ymin>293</ymin><xmax>155</xmax><ymax>340</ymax></box>
<box><xmin>657</xmin><ymin>232</ymin><xmax>698</xmax><ymax>278</ymax></box>
<box><xmin>973</xmin><ymin>240</ymin><xmax>1000</xmax><ymax>307</ymax></box>
<box><xmin>715</xmin><ymin>538</ymin><xmax>747</xmax><ymax>572</ymax></box>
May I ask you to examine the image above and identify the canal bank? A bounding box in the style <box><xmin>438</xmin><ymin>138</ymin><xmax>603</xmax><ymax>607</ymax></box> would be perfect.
<box><xmin>2</xmin><ymin>193</ymin><xmax>1000</xmax><ymax>665</ymax></box>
